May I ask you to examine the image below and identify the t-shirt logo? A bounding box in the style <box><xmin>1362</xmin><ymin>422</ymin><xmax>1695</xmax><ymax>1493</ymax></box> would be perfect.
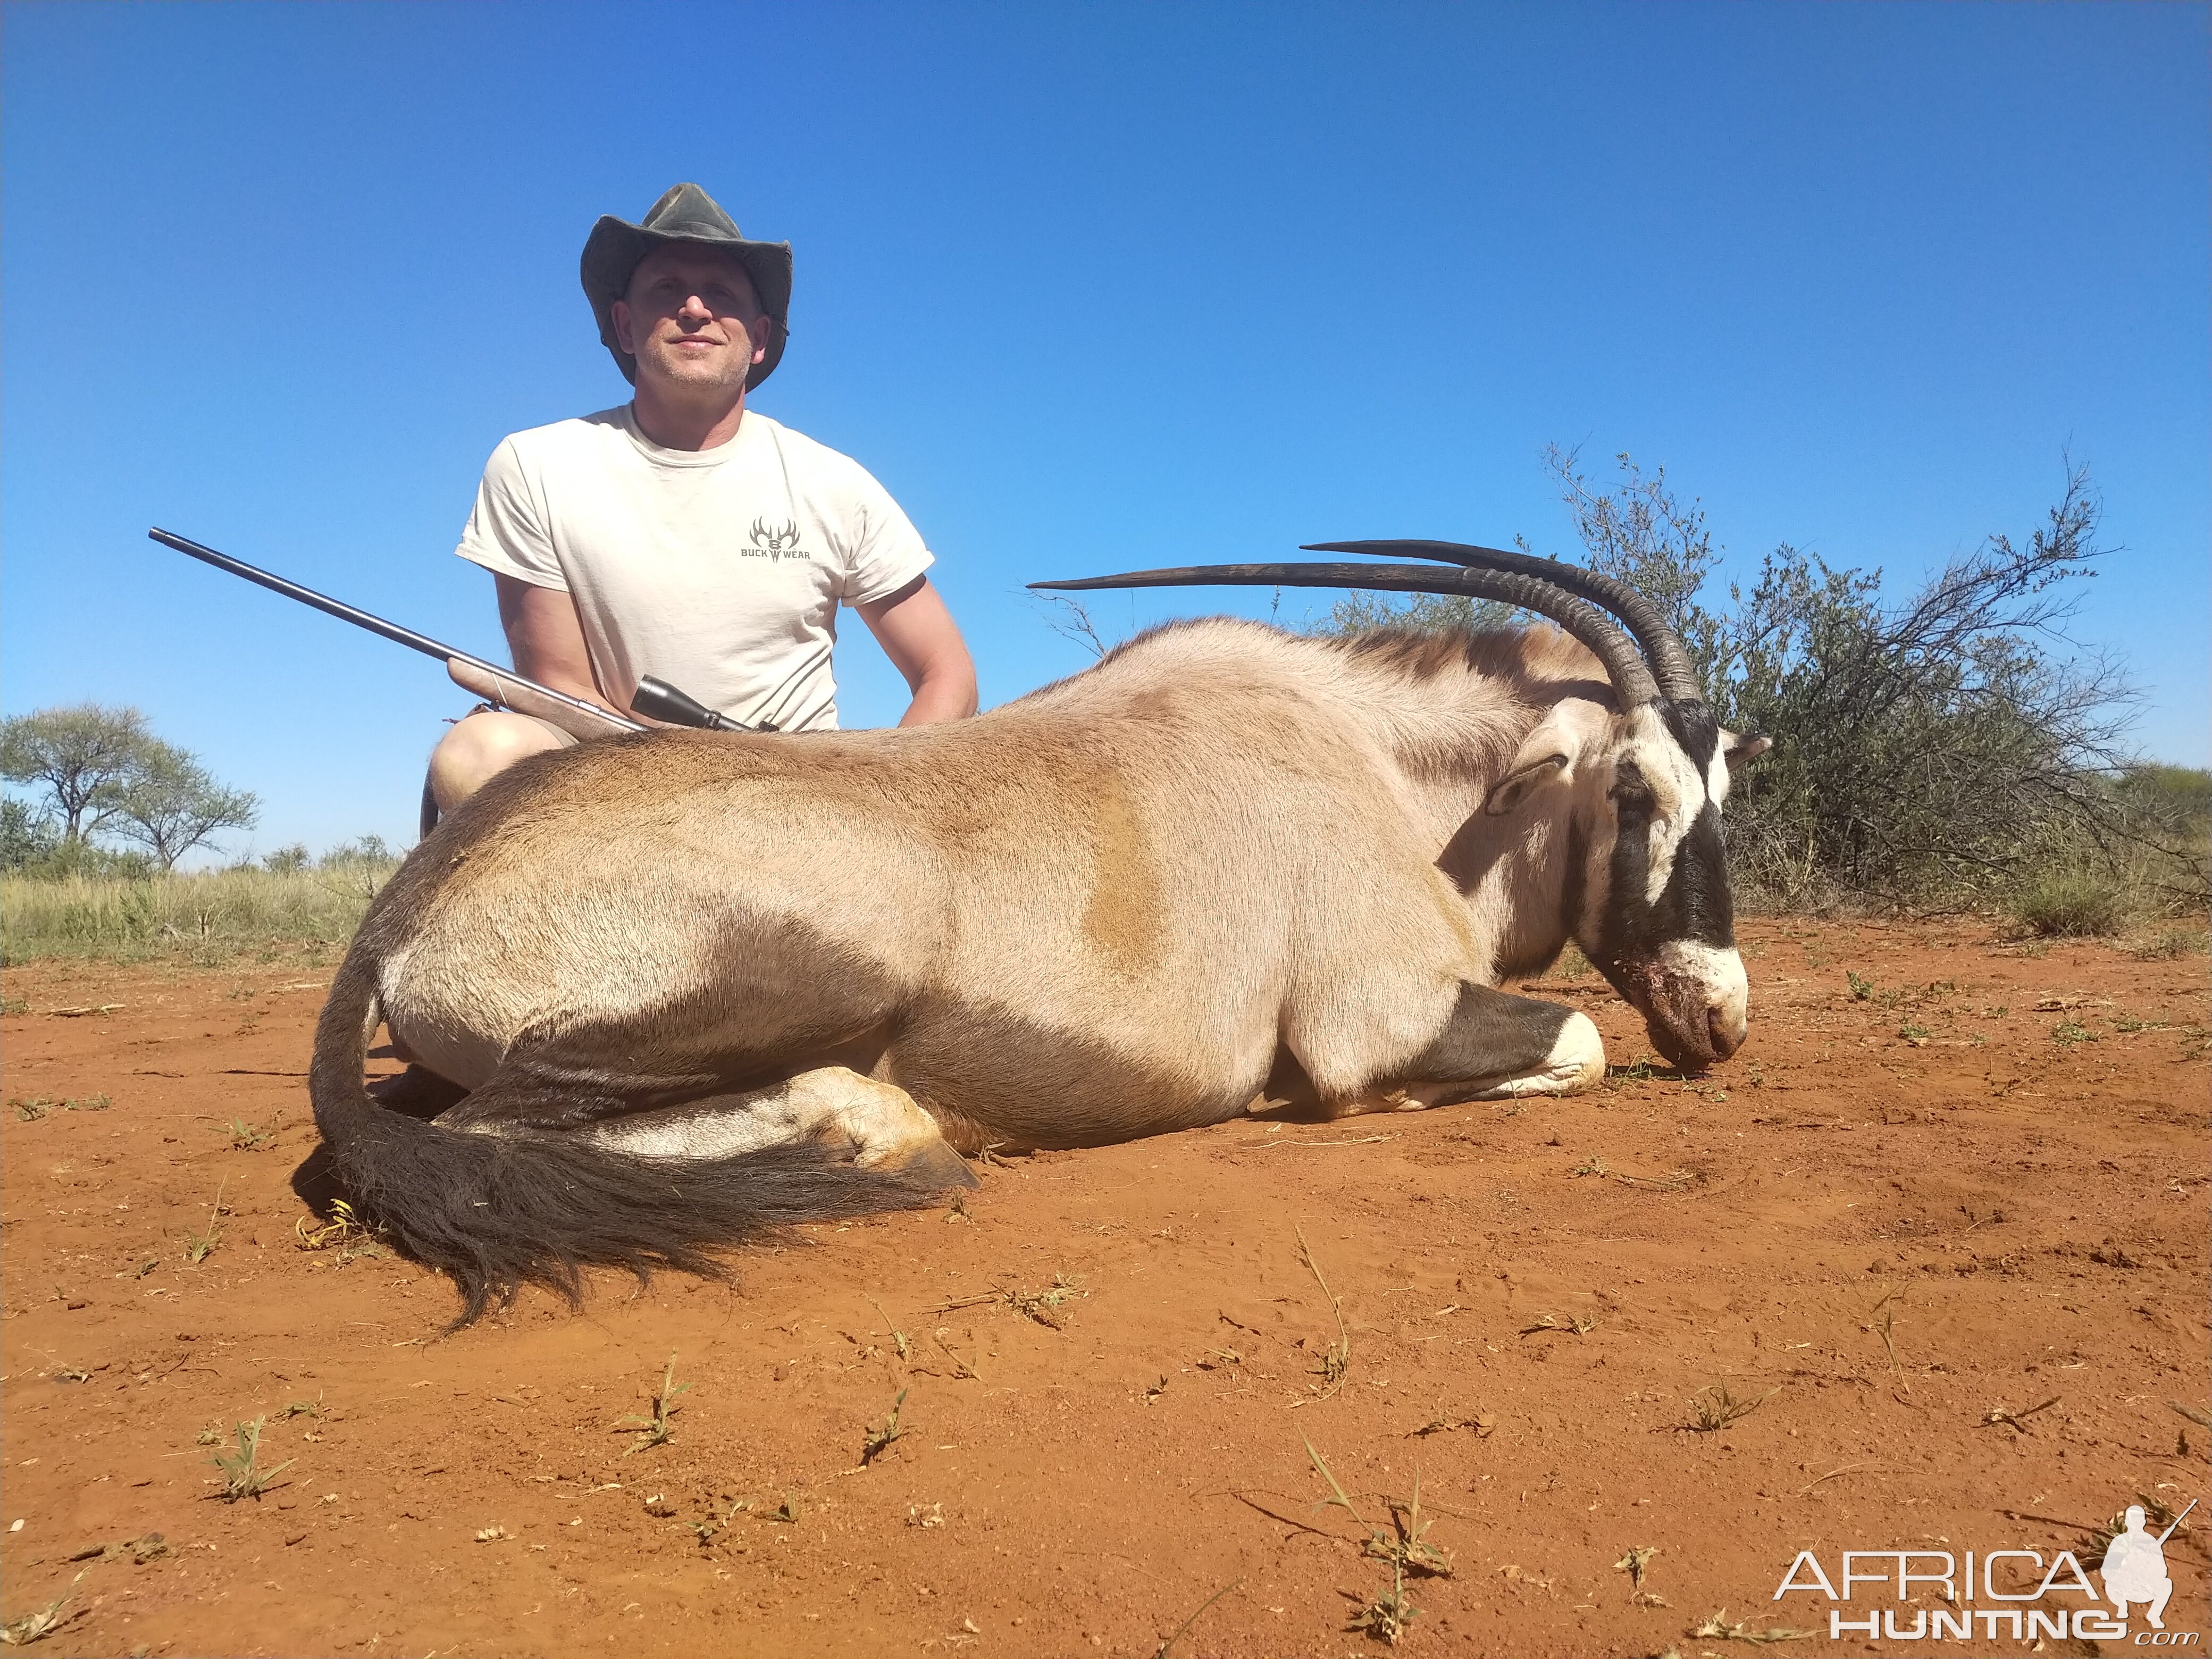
<box><xmin>750</xmin><ymin>517</ymin><xmax>804</xmax><ymax>554</ymax></box>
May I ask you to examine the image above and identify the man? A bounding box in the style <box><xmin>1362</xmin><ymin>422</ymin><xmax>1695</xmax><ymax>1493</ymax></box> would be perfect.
<box><xmin>2100</xmin><ymin>1505</ymin><xmax>2174</xmax><ymax>1629</ymax></box>
<box><xmin>428</xmin><ymin>182</ymin><xmax>977</xmax><ymax>814</ymax></box>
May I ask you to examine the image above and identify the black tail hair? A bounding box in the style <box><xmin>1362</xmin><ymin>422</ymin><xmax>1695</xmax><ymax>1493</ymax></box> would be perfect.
<box><xmin>307</xmin><ymin>951</ymin><xmax>959</xmax><ymax>1326</ymax></box>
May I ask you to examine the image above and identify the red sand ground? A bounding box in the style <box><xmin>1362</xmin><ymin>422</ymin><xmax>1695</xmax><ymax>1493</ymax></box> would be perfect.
<box><xmin>2</xmin><ymin>918</ymin><xmax>2206</xmax><ymax>1659</ymax></box>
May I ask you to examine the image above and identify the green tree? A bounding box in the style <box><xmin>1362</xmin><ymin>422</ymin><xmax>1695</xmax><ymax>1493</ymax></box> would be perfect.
<box><xmin>1718</xmin><ymin>467</ymin><xmax>2128</xmax><ymax>906</ymax></box>
<box><xmin>0</xmin><ymin>798</ymin><xmax>59</xmax><ymax>871</ymax></box>
<box><xmin>108</xmin><ymin>749</ymin><xmax>260</xmax><ymax>873</ymax></box>
<box><xmin>0</xmin><ymin>703</ymin><xmax>156</xmax><ymax>842</ymax></box>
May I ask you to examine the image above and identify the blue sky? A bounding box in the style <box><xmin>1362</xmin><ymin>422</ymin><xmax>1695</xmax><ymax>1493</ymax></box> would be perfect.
<box><xmin>3</xmin><ymin>1</ymin><xmax>2205</xmax><ymax>858</ymax></box>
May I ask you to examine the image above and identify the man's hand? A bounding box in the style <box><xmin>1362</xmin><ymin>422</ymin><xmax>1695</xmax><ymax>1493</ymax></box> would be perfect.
<box><xmin>857</xmin><ymin>575</ymin><xmax>979</xmax><ymax>726</ymax></box>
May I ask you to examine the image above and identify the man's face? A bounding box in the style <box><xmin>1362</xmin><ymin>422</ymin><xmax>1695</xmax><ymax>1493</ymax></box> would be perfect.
<box><xmin>611</xmin><ymin>245</ymin><xmax>768</xmax><ymax>396</ymax></box>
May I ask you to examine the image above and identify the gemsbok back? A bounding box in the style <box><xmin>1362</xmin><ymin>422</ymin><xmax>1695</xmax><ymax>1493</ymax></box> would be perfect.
<box><xmin>309</xmin><ymin>541</ymin><xmax>1767</xmax><ymax>1320</ymax></box>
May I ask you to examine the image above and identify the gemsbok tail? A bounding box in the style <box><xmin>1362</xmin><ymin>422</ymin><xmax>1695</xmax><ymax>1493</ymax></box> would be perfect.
<box><xmin>307</xmin><ymin>950</ymin><xmax>958</xmax><ymax>1325</ymax></box>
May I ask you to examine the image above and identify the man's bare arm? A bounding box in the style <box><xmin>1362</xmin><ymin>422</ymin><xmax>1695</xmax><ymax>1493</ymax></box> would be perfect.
<box><xmin>495</xmin><ymin>574</ymin><xmax>624</xmax><ymax>714</ymax></box>
<box><xmin>856</xmin><ymin>575</ymin><xmax>979</xmax><ymax>727</ymax></box>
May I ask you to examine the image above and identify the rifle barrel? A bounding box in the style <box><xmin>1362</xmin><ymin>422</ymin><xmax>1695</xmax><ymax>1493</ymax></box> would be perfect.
<box><xmin>148</xmin><ymin>527</ymin><xmax>644</xmax><ymax>733</ymax></box>
<box><xmin>2157</xmin><ymin>1497</ymin><xmax>2197</xmax><ymax>1543</ymax></box>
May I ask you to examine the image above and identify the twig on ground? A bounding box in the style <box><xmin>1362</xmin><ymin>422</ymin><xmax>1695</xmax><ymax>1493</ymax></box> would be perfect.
<box><xmin>1980</xmin><ymin>1396</ymin><xmax>2060</xmax><ymax>1434</ymax></box>
<box><xmin>1689</xmin><ymin>1609</ymin><xmax>1817</xmax><ymax>1645</ymax></box>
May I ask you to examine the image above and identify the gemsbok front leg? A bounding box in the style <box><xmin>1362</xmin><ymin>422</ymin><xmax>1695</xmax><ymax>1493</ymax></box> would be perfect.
<box><xmin>1333</xmin><ymin>982</ymin><xmax>1605</xmax><ymax>1117</ymax></box>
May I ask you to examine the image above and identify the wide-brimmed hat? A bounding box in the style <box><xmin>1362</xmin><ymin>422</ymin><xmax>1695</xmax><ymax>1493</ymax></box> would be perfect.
<box><xmin>580</xmin><ymin>182</ymin><xmax>792</xmax><ymax>389</ymax></box>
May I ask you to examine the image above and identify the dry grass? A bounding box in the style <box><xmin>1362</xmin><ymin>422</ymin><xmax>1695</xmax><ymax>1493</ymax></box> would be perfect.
<box><xmin>1294</xmin><ymin>1226</ymin><xmax>1352</xmax><ymax>1397</ymax></box>
<box><xmin>0</xmin><ymin>1569</ymin><xmax>87</xmax><ymax>1645</ymax></box>
<box><xmin>182</xmin><ymin>1181</ymin><xmax>228</xmax><ymax>1266</ymax></box>
<box><xmin>1</xmin><ymin>860</ymin><xmax>397</xmax><ymax>965</ymax></box>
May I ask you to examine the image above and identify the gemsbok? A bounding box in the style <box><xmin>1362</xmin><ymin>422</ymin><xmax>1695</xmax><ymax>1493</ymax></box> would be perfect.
<box><xmin>309</xmin><ymin>541</ymin><xmax>1766</xmax><ymax>1319</ymax></box>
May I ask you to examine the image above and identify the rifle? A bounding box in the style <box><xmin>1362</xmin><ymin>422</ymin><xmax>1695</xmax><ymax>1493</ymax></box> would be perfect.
<box><xmin>148</xmin><ymin>529</ymin><xmax>764</xmax><ymax>738</ymax></box>
<box><xmin>2157</xmin><ymin>1498</ymin><xmax>2197</xmax><ymax>1544</ymax></box>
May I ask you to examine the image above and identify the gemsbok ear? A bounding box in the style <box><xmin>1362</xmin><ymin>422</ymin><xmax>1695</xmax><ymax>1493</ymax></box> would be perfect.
<box><xmin>1482</xmin><ymin>751</ymin><xmax>1571</xmax><ymax>816</ymax></box>
<box><xmin>1723</xmin><ymin>732</ymin><xmax>1773</xmax><ymax>770</ymax></box>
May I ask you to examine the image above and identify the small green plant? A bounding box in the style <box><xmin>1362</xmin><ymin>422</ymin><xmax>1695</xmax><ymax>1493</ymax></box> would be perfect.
<box><xmin>183</xmin><ymin>1180</ymin><xmax>228</xmax><ymax>1264</ymax></box>
<box><xmin>2049</xmin><ymin>1019</ymin><xmax>2096</xmax><ymax>1048</ymax></box>
<box><xmin>210</xmin><ymin>1416</ymin><xmax>292</xmax><ymax>1502</ymax></box>
<box><xmin>860</xmin><ymin>1387</ymin><xmax>909</xmax><ymax>1465</ymax></box>
<box><xmin>1604</xmin><ymin>1054</ymin><xmax>1661</xmax><ymax>1086</ymax></box>
<box><xmin>1685</xmin><ymin>1381</ymin><xmax>1778</xmax><ymax>1434</ymax></box>
<box><xmin>1898</xmin><ymin>1021</ymin><xmax>1932</xmax><ymax>1042</ymax></box>
<box><xmin>1846</xmin><ymin>970</ymin><xmax>1874</xmax><ymax>1001</ymax></box>
<box><xmin>1304</xmin><ymin>1438</ymin><xmax>1451</xmax><ymax>1647</ymax></box>
<box><xmin>12</xmin><ymin>1097</ymin><xmax>52</xmax><ymax>1121</ymax></box>
<box><xmin>224</xmin><ymin>1116</ymin><xmax>272</xmax><ymax>1150</ymax></box>
<box><xmin>614</xmin><ymin>1355</ymin><xmax>691</xmax><ymax>1455</ymax></box>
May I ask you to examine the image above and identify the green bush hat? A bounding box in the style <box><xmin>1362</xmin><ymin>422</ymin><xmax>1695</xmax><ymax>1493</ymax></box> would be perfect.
<box><xmin>580</xmin><ymin>182</ymin><xmax>792</xmax><ymax>390</ymax></box>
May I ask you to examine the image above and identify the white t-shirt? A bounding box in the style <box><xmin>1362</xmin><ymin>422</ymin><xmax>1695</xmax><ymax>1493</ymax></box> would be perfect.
<box><xmin>455</xmin><ymin>407</ymin><xmax>933</xmax><ymax>732</ymax></box>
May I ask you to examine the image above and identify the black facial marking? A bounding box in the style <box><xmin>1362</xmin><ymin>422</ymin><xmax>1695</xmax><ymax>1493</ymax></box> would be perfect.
<box><xmin>1595</xmin><ymin>777</ymin><xmax>1654</xmax><ymax>971</ymax></box>
<box><xmin>1590</xmin><ymin>756</ymin><xmax>1736</xmax><ymax>977</ymax></box>
<box><xmin>1658</xmin><ymin>699</ymin><xmax>1721</xmax><ymax>774</ymax></box>
<box><xmin>1650</xmin><ymin>803</ymin><xmax>1736</xmax><ymax>948</ymax></box>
